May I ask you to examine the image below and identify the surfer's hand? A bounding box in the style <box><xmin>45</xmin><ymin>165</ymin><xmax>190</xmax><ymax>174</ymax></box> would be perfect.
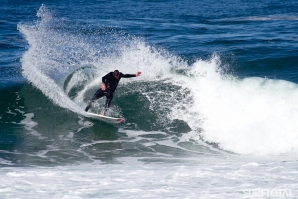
<box><xmin>136</xmin><ymin>71</ymin><xmax>141</xmax><ymax>77</ymax></box>
<box><xmin>101</xmin><ymin>83</ymin><xmax>106</xmax><ymax>90</ymax></box>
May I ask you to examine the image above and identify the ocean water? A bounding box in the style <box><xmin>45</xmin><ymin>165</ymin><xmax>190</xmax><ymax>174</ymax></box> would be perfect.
<box><xmin>1</xmin><ymin>0</ymin><xmax>298</xmax><ymax>198</ymax></box>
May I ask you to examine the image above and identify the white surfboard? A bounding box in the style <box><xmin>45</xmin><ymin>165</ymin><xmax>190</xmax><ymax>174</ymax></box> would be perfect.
<box><xmin>84</xmin><ymin>112</ymin><xmax>125</xmax><ymax>124</ymax></box>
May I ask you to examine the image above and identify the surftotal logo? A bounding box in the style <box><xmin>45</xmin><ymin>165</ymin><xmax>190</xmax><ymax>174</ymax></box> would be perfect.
<box><xmin>243</xmin><ymin>188</ymin><xmax>294</xmax><ymax>198</ymax></box>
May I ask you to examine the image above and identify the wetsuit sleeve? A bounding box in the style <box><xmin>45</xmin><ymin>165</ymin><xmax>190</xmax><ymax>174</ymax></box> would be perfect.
<box><xmin>120</xmin><ymin>73</ymin><xmax>136</xmax><ymax>78</ymax></box>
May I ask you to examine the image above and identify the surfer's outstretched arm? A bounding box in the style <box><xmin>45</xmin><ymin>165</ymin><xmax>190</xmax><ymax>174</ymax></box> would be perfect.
<box><xmin>121</xmin><ymin>72</ymin><xmax>141</xmax><ymax>78</ymax></box>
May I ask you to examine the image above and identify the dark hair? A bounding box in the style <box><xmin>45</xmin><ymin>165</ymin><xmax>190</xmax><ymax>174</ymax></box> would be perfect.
<box><xmin>113</xmin><ymin>70</ymin><xmax>120</xmax><ymax>76</ymax></box>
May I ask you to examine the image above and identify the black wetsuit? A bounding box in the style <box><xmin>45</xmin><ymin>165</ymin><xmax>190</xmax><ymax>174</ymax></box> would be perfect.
<box><xmin>85</xmin><ymin>72</ymin><xmax>136</xmax><ymax>114</ymax></box>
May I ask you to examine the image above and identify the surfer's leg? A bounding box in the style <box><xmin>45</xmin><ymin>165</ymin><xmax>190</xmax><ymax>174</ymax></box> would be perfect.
<box><xmin>85</xmin><ymin>89</ymin><xmax>105</xmax><ymax>112</ymax></box>
<box><xmin>102</xmin><ymin>92</ymin><xmax>114</xmax><ymax>115</ymax></box>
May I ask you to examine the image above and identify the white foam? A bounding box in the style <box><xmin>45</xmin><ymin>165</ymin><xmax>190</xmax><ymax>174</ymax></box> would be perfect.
<box><xmin>77</xmin><ymin>116</ymin><xmax>94</xmax><ymax>128</ymax></box>
<box><xmin>0</xmin><ymin>158</ymin><xmax>297</xmax><ymax>199</ymax></box>
<box><xmin>20</xmin><ymin>113</ymin><xmax>47</xmax><ymax>139</ymax></box>
<box><xmin>181</xmin><ymin>57</ymin><xmax>298</xmax><ymax>155</ymax></box>
<box><xmin>121</xmin><ymin>129</ymin><xmax>167</xmax><ymax>139</ymax></box>
<box><xmin>0</xmin><ymin>158</ymin><xmax>13</xmax><ymax>166</ymax></box>
<box><xmin>66</xmin><ymin>132</ymin><xmax>74</xmax><ymax>139</ymax></box>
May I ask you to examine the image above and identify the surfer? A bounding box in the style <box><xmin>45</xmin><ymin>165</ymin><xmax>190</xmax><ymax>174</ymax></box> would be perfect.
<box><xmin>85</xmin><ymin>70</ymin><xmax>142</xmax><ymax>115</ymax></box>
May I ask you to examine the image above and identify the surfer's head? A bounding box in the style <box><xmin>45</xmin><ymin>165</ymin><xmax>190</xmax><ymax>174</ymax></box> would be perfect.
<box><xmin>113</xmin><ymin>70</ymin><xmax>120</xmax><ymax>79</ymax></box>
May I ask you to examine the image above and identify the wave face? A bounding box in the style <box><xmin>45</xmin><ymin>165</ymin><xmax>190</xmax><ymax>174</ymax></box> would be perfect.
<box><xmin>16</xmin><ymin>5</ymin><xmax>298</xmax><ymax>157</ymax></box>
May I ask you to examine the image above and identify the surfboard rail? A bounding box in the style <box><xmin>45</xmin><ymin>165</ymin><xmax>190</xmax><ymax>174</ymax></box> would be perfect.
<box><xmin>84</xmin><ymin>112</ymin><xmax>125</xmax><ymax>124</ymax></box>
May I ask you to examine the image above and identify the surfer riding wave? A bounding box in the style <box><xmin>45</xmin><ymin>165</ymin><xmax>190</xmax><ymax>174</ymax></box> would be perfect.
<box><xmin>85</xmin><ymin>70</ymin><xmax>142</xmax><ymax>115</ymax></box>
